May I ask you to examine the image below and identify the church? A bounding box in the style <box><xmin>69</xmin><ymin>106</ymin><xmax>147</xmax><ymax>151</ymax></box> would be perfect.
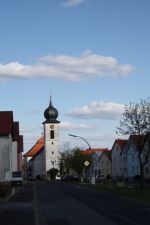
<box><xmin>24</xmin><ymin>97</ymin><xmax>61</xmax><ymax>180</ymax></box>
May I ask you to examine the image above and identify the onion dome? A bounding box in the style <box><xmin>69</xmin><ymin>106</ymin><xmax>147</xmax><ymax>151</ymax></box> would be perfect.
<box><xmin>43</xmin><ymin>97</ymin><xmax>60</xmax><ymax>123</ymax></box>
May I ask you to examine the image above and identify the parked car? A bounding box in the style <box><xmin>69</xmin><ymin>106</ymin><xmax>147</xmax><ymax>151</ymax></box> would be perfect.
<box><xmin>11</xmin><ymin>171</ymin><xmax>23</xmax><ymax>186</ymax></box>
<box><xmin>61</xmin><ymin>174</ymin><xmax>80</xmax><ymax>182</ymax></box>
<box><xmin>96</xmin><ymin>175</ymin><xmax>105</xmax><ymax>183</ymax></box>
<box><xmin>55</xmin><ymin>175</ymin><xmax>61</xmax><ymax>181</ymax></box>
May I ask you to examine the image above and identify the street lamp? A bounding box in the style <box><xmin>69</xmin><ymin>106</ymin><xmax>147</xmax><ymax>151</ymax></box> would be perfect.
<box><xmin>68</xmin><ymin>134</ymin><xmax>95</xmax><ymax>185</ymax></box>
<box><xmin>68</xmin><ymin>134</ymin><xmax>91</xmax><ymax>150</ymax></box>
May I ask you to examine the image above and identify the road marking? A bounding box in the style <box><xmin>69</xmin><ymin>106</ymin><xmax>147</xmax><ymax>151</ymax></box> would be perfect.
<box><xmin>115</xmin><ymin>214</ymin><xmax>135</xmax><ymax>225</ymax></box>
<box><xmin>33</xmin><ymin>182</ymin><xmax>40</xmax><ymax>225</ymax></box>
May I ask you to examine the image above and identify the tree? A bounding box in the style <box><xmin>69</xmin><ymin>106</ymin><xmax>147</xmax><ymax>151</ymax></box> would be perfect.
<box><xmin>59</xmin><ymin>142</ymin><xmax>73</xmax><ymax>174</ymax></box>
<box><xmin>117</xmin><ymin>98</ymin><xmax>150</xmax><ymax>136</ymax></box>
<box><xmin>60</xmin><ymin>144</ymin><xmax>90</xmax><ymax>177</ymax></box>
<box><xmin>47</xmin><ymin>168</ymin><xmax>59</xmax><ymax>180</ymax></box>
<box><xmin>116</xmin><ymin>98</ymin><xmax>150</xmax><ymax>193</ymax></box>
<box><xmin>71</xmin><ymin>147</ymin><xmax>90</xmax><ymax>176</ymax></box>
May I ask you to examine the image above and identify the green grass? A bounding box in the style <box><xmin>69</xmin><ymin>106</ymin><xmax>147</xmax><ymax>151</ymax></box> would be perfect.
<box><xmin>80</xmin><ymin>183</ymin><xmax>150</xmax><ymax>203</ymax></box>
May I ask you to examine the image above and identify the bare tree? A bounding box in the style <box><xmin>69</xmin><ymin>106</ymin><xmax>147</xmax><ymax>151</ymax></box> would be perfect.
<box><xmin>116</xmin><ymin>98</ymin><xmax>150</xmax><ymax>193</ymax></box>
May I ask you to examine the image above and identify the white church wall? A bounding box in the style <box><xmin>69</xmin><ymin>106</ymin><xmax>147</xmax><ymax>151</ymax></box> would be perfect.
<box><xmin>32</xmin><ymin>150</ymin><xmax>45</xmax><ymax>179</ymax></box>
<box><xmin>44</xmin><ymin>123</ymin><xmax>60</xmax><ymax>173</ymax></box>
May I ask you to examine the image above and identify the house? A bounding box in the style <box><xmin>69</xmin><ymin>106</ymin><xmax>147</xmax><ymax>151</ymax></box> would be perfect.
<box><xmin>98</xmin><ymin>150</ymin><xmax>112</xmax><ymax>178</ymax></box>
<box><xmin>82</xmin><ymin>148</ymin><xmax>108</xmax><ymax>178</ymax></box>
<box><xmin>111</xmin><ymin>139</ymin><xmax>128</xmax><ymax>179</ymax></box>
<box><xmin>24</xmin><ymin>137</ymin><xmax>45</xmax><ymax>180</ymax></box>
<box><xmin>124</xmin><ymin>135</ymin><xmax>146</xmax><ymax>179</ymax></box>
<box><xmin>140</xmin><ymin>132</ymin><xmax>150</xmax><ymax>179</ymax></box>
<box><xmin>0</xmin><ymin>111</ymin><xmax>23</xmax><ymax>182</ymax></box>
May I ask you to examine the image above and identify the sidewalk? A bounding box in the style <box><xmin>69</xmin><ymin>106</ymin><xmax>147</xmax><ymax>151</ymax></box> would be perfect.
<box><xmin>0</xmin><ymin>201</ymin><xmax>5</xmax><ymax>215</ymax></box>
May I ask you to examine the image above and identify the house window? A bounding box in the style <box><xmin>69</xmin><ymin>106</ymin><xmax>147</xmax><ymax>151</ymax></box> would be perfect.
<box><xmin>50</xmin><ymin>130</ymin><xmax>54</xmax><ymax>139</ymax></box>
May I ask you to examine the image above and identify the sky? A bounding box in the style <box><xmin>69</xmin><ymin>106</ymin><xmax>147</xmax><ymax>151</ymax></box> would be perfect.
<box><xmin>0</xmin><ymin>0</ymin><xmax>150</xmax><ymax>152</ymax></box>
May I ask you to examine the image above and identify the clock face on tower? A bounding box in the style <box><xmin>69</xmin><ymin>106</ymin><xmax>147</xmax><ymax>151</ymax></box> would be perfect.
<box><xmin>50</xmin><ymin>125</ymin><xmax>54</xmax><ymax>129</ymax></box>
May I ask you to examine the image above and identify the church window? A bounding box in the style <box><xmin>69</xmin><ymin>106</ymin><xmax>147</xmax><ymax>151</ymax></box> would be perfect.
<box><xmin>50</xmin><ymin>130</ymin><xmax>54</xmax><ymax>139</ymax></box>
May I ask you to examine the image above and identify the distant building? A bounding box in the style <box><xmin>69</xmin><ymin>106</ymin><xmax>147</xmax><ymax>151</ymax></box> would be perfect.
<box><xmin>98</xmin><ymin>150</ymin><xmax>112</xmax><ymax>178</ymax></box>
<box><xmin>111</xmin><ymin>139</ymin><xmax>128</xmax><ymax>179</ymax></box>
<box><xmin>0</xmin><ymin>111</ymin><xmax>23</xmax><ymax>182</ymax></box>
<box><xmin>142</xmin><ymin>132</ymin><xmax>150</xmax><ymax>179</ymax></box>
<box><xmin>24</xmin><ymin>97</ymin><xmax>61</xmax><ymax>180</ymax></box>
<box><xmin>124</xmin><ymin>135</ymin><xmax>145</xmax><ymax>179</ymax></box>
<box><xmin>24</xmin><ymin>137</ymin><xmax>45</xmax><ymax>179</ymax></box>
<box><xmin>82</xmin><ymin>148</ymin><xmax>108</xmax><ymax>178</ymax></box>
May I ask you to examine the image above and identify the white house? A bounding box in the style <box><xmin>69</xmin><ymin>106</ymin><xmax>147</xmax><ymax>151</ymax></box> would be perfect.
<box><xmin>98</xmin><ymin>150</ymin><xmax>112</xmax><ymax>178</ymax></box>
<box><xmin>142</xmin><ymin>133</ymin><xmax>150</xmax><ymax>179</ymax></box>
<box><xmin>124</xmin><ymin>135</ymin><xmax>145</xmax><ymax>179</ymax></box>
<box><xmin>0</xmin><ymin>111</ymin><xmax>24</xmax><ymax>182</ymax></box>
<box><xmin>24</xmin><ymin>137</ymin><xmax>45</xmax><ymax>179</ymax></box>
<box><xmin>111</xmin><ymin>139</ymin><xmax>128</xmax><ymax>179</ymax></box>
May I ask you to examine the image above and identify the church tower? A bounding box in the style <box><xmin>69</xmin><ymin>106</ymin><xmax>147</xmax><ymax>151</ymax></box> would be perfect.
<box><xmin>43</xmin><ymin>97</ymin><xmax>60</xmax><ymax>177</ymax></box>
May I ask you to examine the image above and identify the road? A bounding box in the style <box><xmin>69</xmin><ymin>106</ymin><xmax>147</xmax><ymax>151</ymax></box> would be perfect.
<box><xmin>0</xmin><ymin>181</ymin><xmax>150</xmax><ymax>225</ymax></box>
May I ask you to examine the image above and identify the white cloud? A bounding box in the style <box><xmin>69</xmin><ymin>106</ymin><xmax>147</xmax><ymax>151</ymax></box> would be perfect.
<box><xmin>60</xmin><ymin>121</ymin><xmax>94</xmax><ymax>129</ymax></box>
<box><xmin>67</xmin><ymin>101</ymin><xmax>124</xmax><ymax>120</ymax></box>
<box><xmin>20</xmin><ymin>125</ymin><xmax>41</xmax><ymax>135</ymax></box>
<box><xmin>62</xmin><ymin>0</ymin><xmax>84</xmax><ymax>7</ymax></box>
<box><xmin>26</xmin><ymin>109</ymin><xmax>40</xmax><ymax>115</ymax></box>
<box><xmin>0</xmin><ymin>51</ymin><xmax>135</xmax><ymax>83</ymax></box>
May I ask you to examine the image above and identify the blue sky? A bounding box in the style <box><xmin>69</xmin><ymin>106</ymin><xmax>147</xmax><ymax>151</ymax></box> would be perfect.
<box><xmin>0</xmin><ymin>0</ymin><xmax>150</xmax><ymax>152</ymax></box>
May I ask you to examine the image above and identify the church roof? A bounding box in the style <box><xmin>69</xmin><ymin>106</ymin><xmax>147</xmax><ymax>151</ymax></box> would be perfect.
<box><xmin>43</xmin><ymin>97</ymin><xmax>60</xmax><ymax>124</ymax></box>
<box><xmin>24</xmin><ymin>137</ymin><xmax>44</xmax><ymax>157</ymax></box>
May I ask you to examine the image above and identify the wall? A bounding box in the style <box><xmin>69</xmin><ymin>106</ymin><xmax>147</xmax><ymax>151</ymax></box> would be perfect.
<box><xmin>12</xmin><ymin>141</ymin><xmax>17</xmax><ymax>172</ymax></box>
<box><xmin>0</xmin><ymin>136</ymin><xmax>12</xmax><ymax>181</ymax></box>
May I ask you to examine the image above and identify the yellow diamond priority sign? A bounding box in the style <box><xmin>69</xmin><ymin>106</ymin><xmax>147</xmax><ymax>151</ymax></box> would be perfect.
<box><xmin>84</xmin><ymin>160</ymin><xmax>90</xmax><ymax>166</ymax></box>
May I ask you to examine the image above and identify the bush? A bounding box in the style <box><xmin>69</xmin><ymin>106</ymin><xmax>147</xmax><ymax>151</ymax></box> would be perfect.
<box><xmin>47</xmin><ymin>168</ymin><xmax>59</xmax><ymax>180</ymax></box>
<box><xmin>0</xmin><ymin>182</ymin><xmax>12</xmax><ymax>197</ymax></box>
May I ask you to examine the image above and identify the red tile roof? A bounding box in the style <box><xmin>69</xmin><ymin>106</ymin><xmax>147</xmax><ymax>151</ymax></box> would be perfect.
<box><xmin>111</xmin><ymin>139</ymin><xmax>127</xmax><ymax>151</ymax></box>
<box><xmin>129</xmin><ymin>135</ymin><xmax>146</xmax><ymax>147</ymax></box>
<box><xmin>0</xmin><ymin>111</ymin><xmax>13</xmax><ymax>135</ymax></box>
<box><xmin>116</xmin><ymin>139</ymin><xmax>127</xmax><ymax>150</ymax></box>
<box><xmin>82</xmin><ymin>148</ymin><xmax>108</xmax><ymax>155</ymax></box>
<box><xmin>24</xmin><ymin>137</ymin><xmax>44</xmax><ymax>157</ymax></box>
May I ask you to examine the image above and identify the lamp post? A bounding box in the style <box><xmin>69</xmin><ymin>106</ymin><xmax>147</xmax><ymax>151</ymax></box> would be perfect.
<box><xmin>68</xmin><ymin>134</ymin><xmax>95</xmax><ymax>185</ymax></box>
<box><xmin>68</xmin><ymin>134</ymin><xmax>91</xmax><ymax>149</ymax></box>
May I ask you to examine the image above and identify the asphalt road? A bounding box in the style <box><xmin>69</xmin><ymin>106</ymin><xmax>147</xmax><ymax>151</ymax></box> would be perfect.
<box><xmin>0</xmin><ymin>181</ymin><xmax>150</xmax><ymax>225</ymax></box>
